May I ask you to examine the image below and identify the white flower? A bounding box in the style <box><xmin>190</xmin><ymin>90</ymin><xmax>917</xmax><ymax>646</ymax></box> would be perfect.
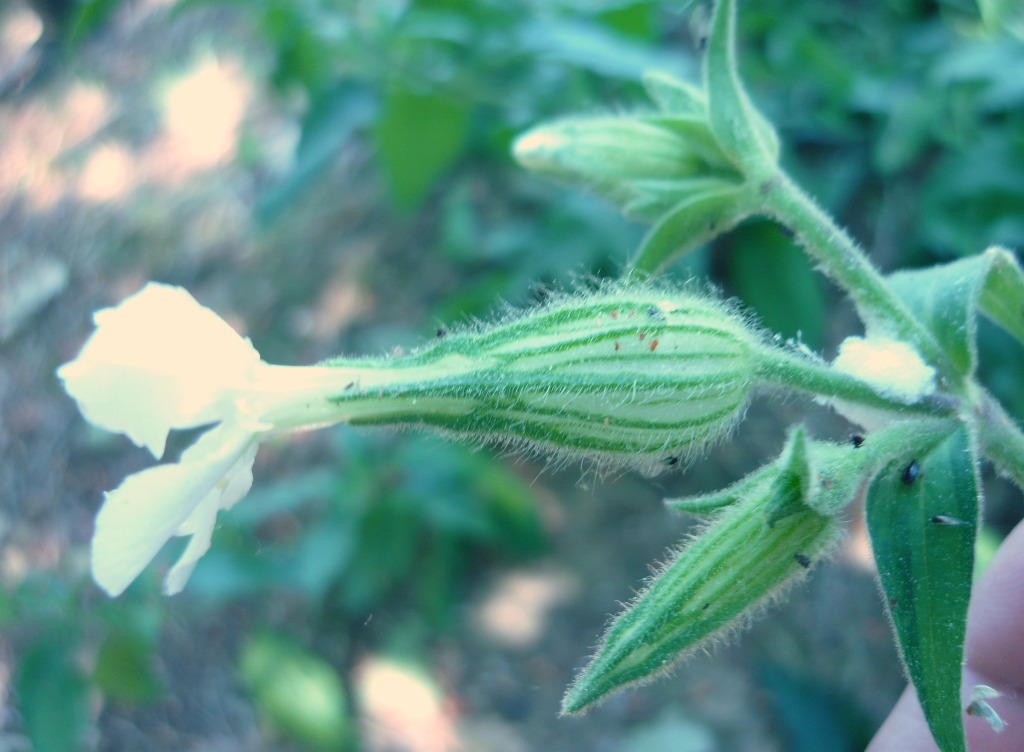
<box><xmin>92</xmin><ymin>422</ymin><xmax>257</xmax><ymax>596</ymax></box>
<box><xmin>830</xmin><ymin>335</ymin><xmax>937</xmax><ymax>431</ymax></box>
<box><xmin>59</xmin><ymin>283</ymin><xmax>356</xmax><ymax>596</ymax></box>
<box><xmin>57</xmin><ymin>283</ymin><xmax>263</xmax><ymax>458</ymax></box>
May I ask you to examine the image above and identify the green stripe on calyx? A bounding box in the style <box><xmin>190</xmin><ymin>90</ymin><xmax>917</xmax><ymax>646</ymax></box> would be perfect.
<box><xmin>562</xmin><ymin>465</ymin><xmax>839</xmax><ymax>714</ymax></box>
<box><xmin>322</xmin><ymin>286</ymin><xmax>758</xmax><ymax>475</ymax></box>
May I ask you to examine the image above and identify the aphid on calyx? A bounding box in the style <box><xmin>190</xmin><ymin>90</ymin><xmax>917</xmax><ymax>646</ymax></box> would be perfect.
<box><xmin>794</xmin><ymin>553</ymin><xmax>811</xmax><ymax>569</ymax></box>
<box><xmin>850</xmin><ymin>434</ymin><xmax>864</xmax><ymax>449</ymax></box>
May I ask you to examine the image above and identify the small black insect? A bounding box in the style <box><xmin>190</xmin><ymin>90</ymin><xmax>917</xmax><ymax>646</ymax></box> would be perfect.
<box><xmin>436</xmin><ymin>326</ymin><xmax>448</xmax><ymax>338</ymax></box>
<box><xmin>664</xmin><ymin>456</ymin><xmax>679</xmax><ymax>467</ymax></box>
<box><xmin>850</xmin><ymin>434</ymin><xmax>865</xmax><ymax>449</ymax></box>
<box><xmin>901</xmin><ymin>459</ymin><xmax>920</xmax><ymax>485</ymax></box>
<box><xmin>930</xmin><ymin>515</ymin><xmax>969</xmax><ymax>527</ymax></box>
<box><xmin>794</xmin><ymin>553</ymin><xmax>811</xmax><ymax>569</ymax></box>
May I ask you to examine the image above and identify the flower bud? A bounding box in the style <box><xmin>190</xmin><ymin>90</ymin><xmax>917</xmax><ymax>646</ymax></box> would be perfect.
<box><xmin>328</xmin><ymin>286</ymin><xmax>759</xmax><ymax>476</ymax></box>
<box><xmin>513</xmin><ymin>116</ymin><xmax>740</xmax><ymax>221</ymax></box>
<box><xmin>563</xmin><ymin>465</ymin><xmax>840</xmax><ymax>714</ymax></box>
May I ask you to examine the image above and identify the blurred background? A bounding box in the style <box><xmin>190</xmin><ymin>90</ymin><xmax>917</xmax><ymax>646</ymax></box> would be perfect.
<box><xmin>1</xmin><ymin>0</ymin><xmax>1023</xmax><ymax>750</ymax></box>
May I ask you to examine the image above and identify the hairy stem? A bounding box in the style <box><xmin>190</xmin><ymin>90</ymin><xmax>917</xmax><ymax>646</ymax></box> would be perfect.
<box><xmin>755</xmin><ymin>346</ymin><xmax>958</xmax><ymax>419</ymax></box>
<box><xmin>756</xmin><ymin>172</ymin><xmax>955</xmax><ymax>382</ymax></box>
<box><xmin>975</xmin><ymin>387</ymin><xmax>1024</xmax><ymax>491</ymax></box>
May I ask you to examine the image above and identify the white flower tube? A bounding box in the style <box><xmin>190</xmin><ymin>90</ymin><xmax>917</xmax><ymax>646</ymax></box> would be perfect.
<box><xmin>59</xmin><ymin>283</ymin><xmax>358</xmax><ymax>596</ymax></box>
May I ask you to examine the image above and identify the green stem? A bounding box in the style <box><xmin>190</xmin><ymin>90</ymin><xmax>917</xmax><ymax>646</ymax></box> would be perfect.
<box><xmin>755</xmin><ymin>172</ymin><xmax>955</xmax><ymax>383</ymax></box>
<box><xmin>755</xmin><ymin>346</ymin><xmax>958</xmax><ymax>419</ymax></box>
<box><xmin>975</xmin><ymin>387</ymin><xmax>1024</xmax><ymax>492</ymax></box>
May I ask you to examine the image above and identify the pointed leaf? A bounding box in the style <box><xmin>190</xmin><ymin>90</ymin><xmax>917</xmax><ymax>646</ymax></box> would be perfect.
<box><xmin>18</xmin><ymin>641</ymin><xmax>89</xmax><ymax>752</ymax></box>
<box><xmin>704</xmin><ymin>0</ymin><xmax>779</xmax><ymax>169</ymax></box>
<box><xmin>375</xmin><ymin>84</ymin><xmax>470</xmax><ymax>211</ymax></box>
<box><xmin>866</xmin><ymin>425</ymin><xmax>979</xmax><ymax>752</ymax></box>
<box><xmin>643</xmin><ymin>70</ymin><xmax>708</xmax><ymax>117</ymax></box>
<box><xmin>665</xmin><ymin>461</ymin><xmax>774</xmax><ymax>515</ymax></box>
<box><xmin>977</xmin><ymin>246</ymin><xmax>1024</xmax><ymax>348</ymax></box>
<box><xmin>630</xmin><ymin>183</ymin><xmax>748</xmax><ymax>275</ymax></box>
<box><xmin>887</xmin><ymin>246</ymin><xmax>1024</xmax><ymax>378</ymax></box>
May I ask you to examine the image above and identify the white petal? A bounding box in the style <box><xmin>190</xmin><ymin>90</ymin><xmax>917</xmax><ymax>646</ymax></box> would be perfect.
<box><xmin>91</xmin><ymin>423</ymin><xmax>256</xmax><ymax>597</ymax></box>
<box><xmin>162</xmin><ymin>438</ymin><xmax>258</xmax><ymax>595</ymax></box>
<box><xmin>58</xmin><ymin>283</ymin><xmax>261</xmax><ymax>458</ymax></box>
<box><xmin>162</xmin><ymin>500</ymin><xmax>218</xmax><ymax>596</ymax></box>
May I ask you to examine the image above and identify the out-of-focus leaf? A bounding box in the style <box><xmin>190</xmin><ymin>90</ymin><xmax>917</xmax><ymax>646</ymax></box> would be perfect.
<box><xmin>66</xmin><ymin>0</ymin><xmax>124</xmax><ymax>50</ymax></box>
<box><xmin>17</xmin><ymin>641</ymin><xmax>89</xmax><ymax>752</ymax></box>
<box><xmin>919</xmin><ymin>128</ymin><xmax>1024</xmax><ymax>256</ymax></box>
<box><xmin>725</xmin><ymin>221</ymin><xmax>826</xmax><ymax>349</ymax></box>
<box><xmin>866</xmin><ymin>425</ymin><xmax>979</xmax><ymax>752</ymax></box>
<box><xmin>934</xmin><ymin>39</ymin><xmax>1024</xmax><ymax>112</ymax></box>
<box><xmin>375</xmin><ymin>84</ymin><xmax>470</xmax><ymax>211</ymax></box>
<box><xmin>978</xmin><ymin>0</ymin><xmax>1024</xmax><ymax>38</ymax></box>
<box><xmin>874</xmin><ymin>88</ymin><xmax>942</xmax><ymax>174</ymax></box>
<box><xmin>519</xmin><ymin>17</ymin><xmax>688</xmax><ymax>81</ymax></box>
<box><xmin>759</xmin><ymin>665</ymin><xmax>871</xmax><ymax>752</ymax></box>
<box><xmin>93</xmin><ymin>630</ymin><xmax>164</xmax><ymax>703</ymax></box>
<box><xmin>598</xmin><ymin>1</ymin><xmax>657</xmax><ymax>41</ymax></box>
<box><xmin>259</xmin><ymin>85</ymin><xmax>377</xmax><ymax>223</ymax></box>
<box><xmin>240</xmin><ymin>631</ymin><xmax>354</xmax><ymax>751</ymax></box>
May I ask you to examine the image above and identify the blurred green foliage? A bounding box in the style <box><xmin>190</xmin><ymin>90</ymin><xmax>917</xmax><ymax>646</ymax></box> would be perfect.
<box><xmin>189</xmin><ymin>429</ymin><xmax>545</xmax><ymax>626</ymax></box>
<box><xmin>241</xmin><ymin>630</ymin><xmax>355</xmax><ymax>751</ymax></box>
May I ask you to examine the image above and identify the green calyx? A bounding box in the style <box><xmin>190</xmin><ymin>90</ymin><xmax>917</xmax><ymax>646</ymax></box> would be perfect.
<box><xmin>512</xmin><ymin>115</ymin><xmax>742</xmax><ymax>224</ymax></box>
<box><xmin>667</xmin><ymin>418</ymin><xmax>959</xmax><ymax>520</ymax></box>
<box><xmin>323</xmin><ymin>285</ymin><xmax>759</xmax><ymax>476</ymax></box>
<box><xmin>562</xmin><ymin>450</ymin><xmax>839</xmax><ymax>714</ymax></box>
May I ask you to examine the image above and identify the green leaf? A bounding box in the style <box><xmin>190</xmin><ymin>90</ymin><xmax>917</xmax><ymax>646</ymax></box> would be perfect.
<box><xmin>665</xmin><ymin>461</ymin><xmax>775</xmax><ymax>515</ymax></box>
<box><xmin>726</xmin><ymin>221</ymin><xmax>826</xmax><ymax>350</ymax></box>
<box><xmin>375</xmin><ymin>84</ymin><xmax>470</xmax><ymax>211</ymax></box>
<box><xmin>629</xmin><ymin>182</ymin><xmax>747</xmax><ymax>275</ymax></box>
<box><xmin>866</xmin><ymin>425</ymin><xmax>979</xmax><ymax>752</ymax></box>
<box><xmin>642</xmin><ymin>70</ymin><xmax>708</xmax><ymax>117</ymax></box>
<box><xmin>977</xmin><ymin>247</ymin><xmax>1024</xmax><ymax>350</ymax></box>
<box><xmin>704</xmin><ymin>0</ymin><xmax>779</xmax><ymax>171</ymax></box>
<box><xmin>258</xmin><ymin>85</ymin><xmax>377</xmax><ymax>223</ymax></box>
<box><xmin>887</xmin><ymin>246</ymin><xmax>1024</xmax><ymax>378</ymax></box>
<box><xmin>66</xmin><ymin>0</ymin><xmax>125</xmax><ymax>50</ymax></box>
<box><xmin>93</xmin><ymin>630</ymin><xmax>164</xmax><ymax>703</ymax></box>
<box><xmin>240</xmin><ymin>631</ymin><xmax>354</xmax><ymax>751</ymax></box>
<box><xmin>563</xmin><ymin>486</ymin><xmax>838</xmax><ymax>714</ymax></box>
<box><xmin>17</xmin><ymin>641</ymin><xmax>89</xmax><ymax>752</ymax></box>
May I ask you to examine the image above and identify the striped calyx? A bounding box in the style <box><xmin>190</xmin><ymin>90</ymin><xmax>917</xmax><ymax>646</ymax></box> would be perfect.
<box><xmin>562</xmin><ymin>487</ymin><xmax>839</xmax><ymax>714</ymax></box>
<box><xmin>324</xmin><ymin>287</ymin><xmax>758</xmax><ymax>475</ymax></box>
<box><xmin>512</xmin><ymin>115</ymin><xmax>742</xmax><ymax>223</ymax></box>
